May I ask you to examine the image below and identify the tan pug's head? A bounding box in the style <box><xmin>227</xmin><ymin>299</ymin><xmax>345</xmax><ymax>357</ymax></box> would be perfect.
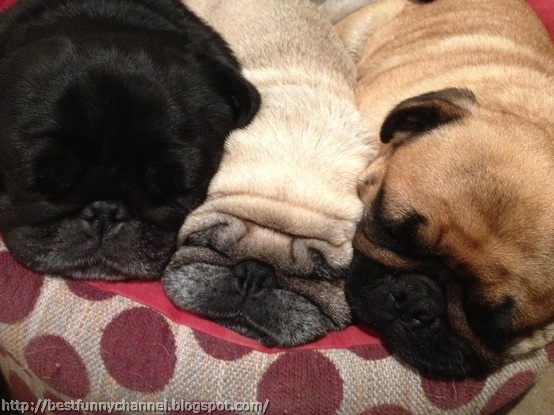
<box><xmin>347</xmin><ymin>87</ymin><xmax>554</xmax><ymax>376</ymax></box>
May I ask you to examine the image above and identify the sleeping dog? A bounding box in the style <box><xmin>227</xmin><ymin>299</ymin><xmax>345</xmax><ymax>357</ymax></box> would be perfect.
<box><xmin>334</xmin><ymin>0</ymin><xmax>554</xmax><ymax>375</ymax></box>
<box><xmin>0</xmin><ymin>0</ymin><xmax>259</xmax><ymax>280</ymax></box>
<box><xmin>163</xmin><ymin>0</ymin><xmax>374</xmax><ymax>346</ymax></box>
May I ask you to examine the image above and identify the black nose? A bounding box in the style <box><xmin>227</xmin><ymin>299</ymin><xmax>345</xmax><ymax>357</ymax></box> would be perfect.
<box><xmin>80</xmin><ymin>201</ymin><xmax>130</xmax><ymax>239</ymax></box>
<box><xmin>232</xmin><ymin>260</ymin><xmax>277</xmax><ymax>296</ymax></box>
<box><xmin>387</xmin><ymin>275</ymin><xmax>444</xmax><ymax>326</ymax></box>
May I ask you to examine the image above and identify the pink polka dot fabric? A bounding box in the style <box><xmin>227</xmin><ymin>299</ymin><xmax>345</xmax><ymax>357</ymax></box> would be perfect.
<box><xmin>100</xmin><ymin>307</ymin><xmax>177</xmax><ymax>393</ymax></box>
<box><xmin>1</xmin><ymin>242</ymin><xmax>553</xmax><ymax>414</ymax></box>
<box><xmin>24</xmin><ymin>335</ymin><xmax>90</xmax><ymax>398</ymax></box>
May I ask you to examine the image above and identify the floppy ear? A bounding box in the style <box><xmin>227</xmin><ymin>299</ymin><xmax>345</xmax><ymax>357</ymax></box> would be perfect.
<box><xmin>380</xmin><ymin>88</ymin><xmax>476</xmax><ymax>144</ymax></box>
<box><xmin>209</xmin><ymin>62</ymin><xmax>261</xmax><ymax>129</ymax></box>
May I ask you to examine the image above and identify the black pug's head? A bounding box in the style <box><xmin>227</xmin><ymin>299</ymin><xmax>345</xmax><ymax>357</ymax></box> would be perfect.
<box><xmin>0</xmin><ymin>0</ymin><xmax>260</xmax><ymax>280</ymax></box>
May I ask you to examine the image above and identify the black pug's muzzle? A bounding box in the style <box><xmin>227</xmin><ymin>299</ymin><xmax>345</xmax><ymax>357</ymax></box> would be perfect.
<box><xmin>162</xmin><ymin>245</ymin><xmax>351</xmax><ymax>347</ymax></box>
<box><xmin>346</xmin><ymin>251</ymin><xmax>489</xmax><ymax>377</ymax></box>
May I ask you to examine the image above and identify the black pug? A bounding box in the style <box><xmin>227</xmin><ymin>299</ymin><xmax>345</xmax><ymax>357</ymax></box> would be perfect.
<box><xmin>0</xmin><ymin>0</ymin><xmax>260</xmax><ymax>280</ymax></box>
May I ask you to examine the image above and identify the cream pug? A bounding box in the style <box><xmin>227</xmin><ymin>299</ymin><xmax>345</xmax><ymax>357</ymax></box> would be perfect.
<box><xmin>333</xmin><ymin>0</ymin><xmax>554</xmax><ymax>376</ymax></box>
<box><xmin>162</xmin><ymin>0</ymin><xmax>374</xmax><ymax>346</ymax></box>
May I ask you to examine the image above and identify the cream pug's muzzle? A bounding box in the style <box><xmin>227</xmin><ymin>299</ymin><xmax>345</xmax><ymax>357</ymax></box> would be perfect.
<box><xmin>162</xmin><ymin>244</ymin><xmax>352</xmax><ymax>347</ymax></box>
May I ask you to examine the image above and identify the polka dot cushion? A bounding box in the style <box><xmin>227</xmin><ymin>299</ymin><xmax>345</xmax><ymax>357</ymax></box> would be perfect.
<box><xmin>2</xmin><ymin>0</ymin><xmax>554</xmax><ymax>414</ymax></box>
<box><xmin>2</xmin><ymin>238</ymin><xmax>554</xmax><ymax>414</ymax></box>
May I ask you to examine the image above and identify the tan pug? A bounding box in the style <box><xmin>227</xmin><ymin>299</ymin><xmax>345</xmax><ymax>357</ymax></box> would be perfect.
<box><xmin>334</xmin><ymin>0</ymin><xmax>554</xmax><ymax>376</ymax></box>
<box><xmin>162</xmin><ymin>0</ymin><xmax>374</xmax><ymax>346</ymax></box>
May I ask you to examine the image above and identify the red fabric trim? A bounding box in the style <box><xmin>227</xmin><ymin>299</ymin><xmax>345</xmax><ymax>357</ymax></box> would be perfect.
<box><xmin>0</xmin><ymin>0</ymin><xmax>16</xmax><ymax>12</ymax></box>
<box><xmin>528</xmin><ymin>0</ymin><xmax>554</xmax><ymax>39</ymax></box>
<box><xmin>89</xmin><ymin>280</ymin><xmax>381</xmax><ymax>352</ymax></box>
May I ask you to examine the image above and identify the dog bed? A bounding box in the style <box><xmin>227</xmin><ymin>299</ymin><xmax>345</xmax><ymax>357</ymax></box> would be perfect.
<box><xmin>1</xmin><ymin>0</ymin><xmax>554</xmax><ymax>414</ymax></box>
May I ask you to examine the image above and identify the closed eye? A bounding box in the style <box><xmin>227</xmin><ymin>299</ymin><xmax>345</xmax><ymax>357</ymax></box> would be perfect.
<box><xmin>29</xmin><ymin>149</ymin><xmax>84</xmax><ymax>199</ymax></box>
<box><xmin>144</xmin><ymin>153</ymin><xmax>192</xmax><ymax>199</ymax></box>
<box><xmin>369</xmin><ymin>187</ymin><xmax>430</xmax><ymax>257</ymax></box>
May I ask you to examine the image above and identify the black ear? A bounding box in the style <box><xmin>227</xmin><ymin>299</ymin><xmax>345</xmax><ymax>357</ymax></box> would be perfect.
<box><xmin>380</xmin><ymin>88</ymin><xmax>476</xmax><ymax>144</ymax></box>
<box><xmin>210</xmin><ymin>62</ymin><xmax>261</xmax><ymax>129</ymax></box>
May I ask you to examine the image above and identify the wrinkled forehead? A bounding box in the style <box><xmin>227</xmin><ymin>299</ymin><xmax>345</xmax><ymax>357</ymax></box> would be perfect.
<box><xmin>366</xmin><ymin>131</ymin><xmax>554</xmax><ymax>238</ymax></box>
<box><xmin>361</xmin><ymin>129</ymin><xmax>475</xmax><ymax>206</ymax></box>
<box><xmin>375</xmin><ymin>116</ymin><xmax>546</xmax><ymax>185</ymax></box>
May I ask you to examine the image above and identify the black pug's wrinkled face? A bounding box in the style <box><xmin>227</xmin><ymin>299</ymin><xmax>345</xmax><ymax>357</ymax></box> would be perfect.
<box><xmin>0</xmin><ymin>0</ymin><xmax>260</xmax><ymax>280</ymax></box>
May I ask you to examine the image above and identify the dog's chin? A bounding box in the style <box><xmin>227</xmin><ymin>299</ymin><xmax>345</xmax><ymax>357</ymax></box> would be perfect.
<box><xmin>8</xmin><ymin>245</ymin><xmax>175</xmax><ymax>280</ymax></box>
<box><xmin>2</xmin><ymin>218</ymin><xmax>179</xmax><ymax>281</ymax></box>
<box><xmin>347</xmin><ymin>251</ymin><xmax>489</xmax><ymax>377</ymax></box>
<box><xmin>43</xmin><ymin>260</ymin><xmax>163</xmax><ymax>281</ymax></box>
<box><xmin>162</xmin><ymin>260</ymin><xmax>337</xmax><ymax>347</ymax></box>
<box><xmin>6</xmin><ymin>246</ymin><xmax>172</xmax><ymax>281</ymax></box>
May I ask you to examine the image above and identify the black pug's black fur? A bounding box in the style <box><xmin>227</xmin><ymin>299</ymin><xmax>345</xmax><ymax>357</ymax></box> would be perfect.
<box><xmin>0</xmin><ymin>0</ymin><xmax>260</xmax><ymax>280</ymax></box>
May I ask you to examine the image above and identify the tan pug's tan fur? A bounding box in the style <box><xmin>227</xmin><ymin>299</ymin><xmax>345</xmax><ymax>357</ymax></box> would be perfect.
<box><xmin>336</xmin><ymin>0</ymin><xmax>554</xmax><ymax>361</ymax></box>
<box><xmin>178</xmin><ymin>0</ymin><xmax>374</xmax><ymax>276</ymax></box>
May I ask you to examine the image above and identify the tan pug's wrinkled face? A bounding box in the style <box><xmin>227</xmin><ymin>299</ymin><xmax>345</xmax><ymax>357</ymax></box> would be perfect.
<box><xmin>347</xmin><ymin>87</ymin><xmax>554</xmax><ymax>375</ymax></box>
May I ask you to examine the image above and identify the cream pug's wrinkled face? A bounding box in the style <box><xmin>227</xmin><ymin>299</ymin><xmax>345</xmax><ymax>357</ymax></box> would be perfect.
<box><xmin>161</xmin><ymin>0</ymin><xmax>374</xmax><ymax>347</ymax></box>
<box><xmin>162</xmin><ymin>92</ymin><xmax>370</xmax><ymax>347</ymax></box>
